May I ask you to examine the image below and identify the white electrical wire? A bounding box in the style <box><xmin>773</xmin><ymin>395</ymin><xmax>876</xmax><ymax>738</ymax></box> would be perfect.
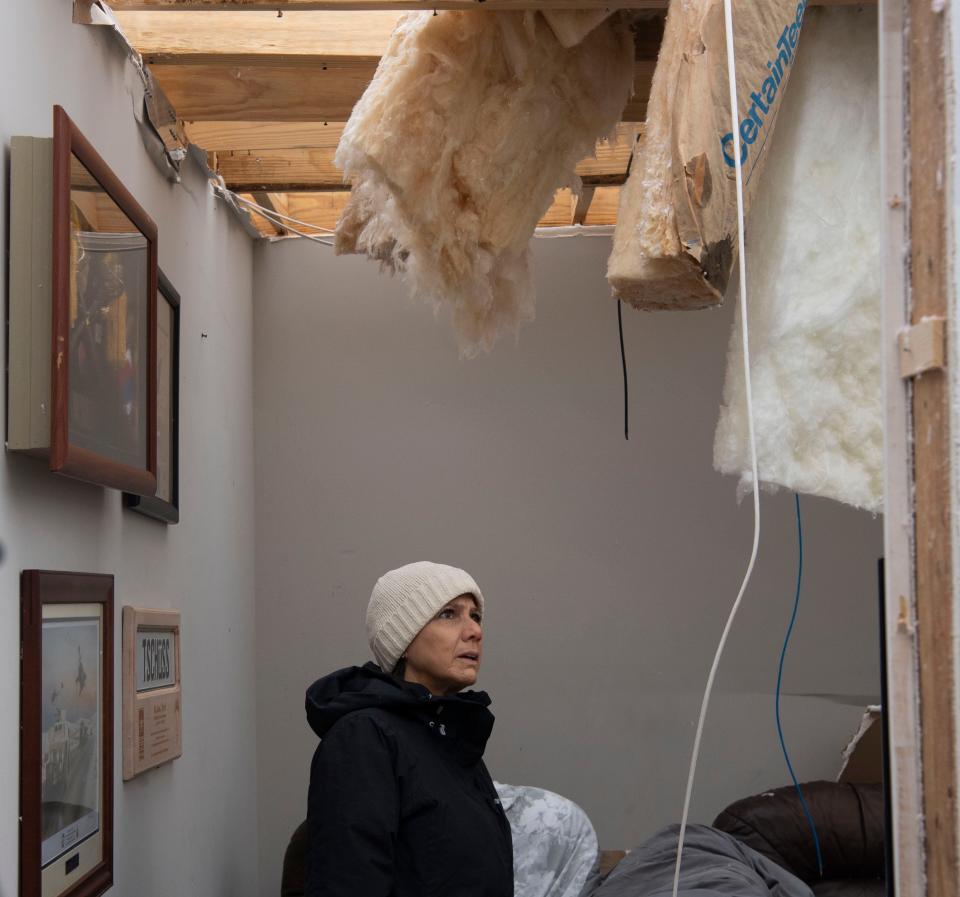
<box><xmin>217</xmin><ymin>183</ymin><xmax>617</xmax><ymax>244</ymax></box>
<box><xmin>231</xmin><ymin>193</ymin><xmax>337</xmax><ymax>236</ymax></box>
<box><xmin>213</xmin><ymin>184</ymin><xmax>337</xmax><ymax>245</ymax></box>
<box><xmin>670</xmin><ymin>1</ymin><xmax>761</xmax><ymax>894</ymax></box>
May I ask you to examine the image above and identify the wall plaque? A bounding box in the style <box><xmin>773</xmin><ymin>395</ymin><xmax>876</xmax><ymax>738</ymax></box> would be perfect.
<box><xmin>122</xmin><ymin>607</ymin><xmax>181</xmax><ymax>781</ymax></box>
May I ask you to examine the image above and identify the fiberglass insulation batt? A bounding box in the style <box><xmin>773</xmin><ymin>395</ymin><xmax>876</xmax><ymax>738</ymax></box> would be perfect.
<box><xmin>713</xmin><ymin>5</ymin><xmax>882</xmax><ymax>512</ymax></box>
<box><xmin>334</xmin><ymin>11</ymin><xmax>634</xmax><ymax>356</ymax></box>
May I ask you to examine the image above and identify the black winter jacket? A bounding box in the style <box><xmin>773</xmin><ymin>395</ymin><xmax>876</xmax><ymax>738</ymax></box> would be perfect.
<box><xmin>304</xmin><ymin>663</ymin><xmax>514</xmax><ymax>897</ymax></box>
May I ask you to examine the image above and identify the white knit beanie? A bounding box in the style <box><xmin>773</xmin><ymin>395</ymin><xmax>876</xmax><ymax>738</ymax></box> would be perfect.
<box><xmin>366</xmin><ymin>561</ymin><xmax>485</xmax><ymax>672</ymax></box>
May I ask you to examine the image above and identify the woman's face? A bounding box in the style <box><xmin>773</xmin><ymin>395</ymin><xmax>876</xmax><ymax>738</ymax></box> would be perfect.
<box><xmin>403</xmin><ymin>594</ymin><xmax>483</xmax><ymax>696</ymax></box>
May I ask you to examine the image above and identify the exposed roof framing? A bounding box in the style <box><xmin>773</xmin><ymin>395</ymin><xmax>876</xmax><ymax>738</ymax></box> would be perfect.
<box><xmin>209</xmin><ymin>123</ymin><xmax>637</xmax><ymax>192</ymax></box>
<box><xmin>111</xmin><ymin>0</ymin><xmax>868</xmax><ymax>9</ymax></box>
<box><xmin>151</xmin><ymin>61</ymin><xmax>650</xmax><ymax>122</ymax></box>
<box><xmin>114</xmin><ymin>10</ymin><xmax>401</xmax><ymax>63</ymax></box>
<box><xmin>101</xmin><ymin>0</ymin><xmax>868</xmax><ymax>235</ymax></box>
<box><xmin>116</xmin><ymin>10</ymin><xmax>657</xmax><ymax>122</ymax></box>
<box><xmin>242</xmin><ymin>183</ymin><xmax>621</xmax><ymax>239</ymax></box>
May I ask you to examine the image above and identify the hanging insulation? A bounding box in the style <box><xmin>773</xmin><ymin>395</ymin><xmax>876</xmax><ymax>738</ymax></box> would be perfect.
<box><xmin>713</xmin><ymin>5</ymin><xmax>882</xmax><ymax>512</ymax></box>
<box><xmin>334</xmin><ymin>10</ymin><xmax>635</xmax><ymax>356</ymax></box>
<box><xmin>608</xmin><ymin>0</ymin><xmax>808</xmax><ymax>310</ymax></box>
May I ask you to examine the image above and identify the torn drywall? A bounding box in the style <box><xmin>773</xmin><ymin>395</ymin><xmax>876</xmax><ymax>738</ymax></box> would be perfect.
<box><xmin>334</xmin><ymin>10</ymin><xmax>634</xmax><ymax>356</ymax></box>
<box><xmin>713</xmin><ymin>5</ymin><xmax>882</xmax><ymax>513</ymax></box>
<box><xmin>73</xmin><ymin>0</ymin><xmax>186</xmax><ymax>181</ymax></box>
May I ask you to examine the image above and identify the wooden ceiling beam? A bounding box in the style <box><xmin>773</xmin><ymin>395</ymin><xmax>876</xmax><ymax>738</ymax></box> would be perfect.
<box><xmin>571</xmin><ymin>188</ymin><xmax>595</xmax><ymax>227</ymax></box>
<box><xmin>212</xmin><ymin>124</ymin><xmax>637</xmax><ymax>191</ymax></box>
<box><xmin>537</xmin><ymin>190</ymin><xmax>577</xmax><ymax>228</ymax></box>
<box><xmin>583</xmin><ymin>185</ymin><xmax>619</xmax><ymax>226</ymax></box>
<box><xmin>109</xmin><ymin>0</ymin><xmax>871</xmax><ymax>10</ymax></box>
<box><xmin>286</xmin><ymin>192</ymin><xmax>350</xmax><ymax>231</ymax></box>
<box><xmin>113</xmin><ymin>11</ymin><xmax>402</xmax><ymax>63</ymax></box>
<box><xmin>188</xmin><ymin>120</ymin><xmax>637</xmax><ymax>158</ymax></box>
<box><xmin>239</xmin><ymin>185</ymin><xmax>619</xmax><ymax>237</ymax></box>
<box><xmin>115</xmin><ymin>9</ymin><xmax>663</xmax><ymax>61</ymax></box>
<box><xmin>149</xmin><ymin>61</ymin><xmax>377</xmax><ymax>121</ymax></box>
<box><xmin>112</xmin><ymin>0</ymin><xmax>675</xmax><ymax>9</ymax></box>
<box><xmin>251</xmin><ymin>191</ymin><xmax>290</xmax><ymax>234</ymax></box>
<box><xmin>221</xmin><ymin>171</ymin><xmax>630</xmax><ymax>193</ymax></box>
<box><xmin>150</xmin><ymin>59</ymin><xmax>652</xmax><ymax>121</ymax></box>
<box><xmin>240</xmin><ymin>192</ymin><xmax>287</xmax><ymax>236</ymax></box>
<box><xmin>184</xmin><ymin>121</ymin><xmax>346</xmax><ymax>151</ymax></box>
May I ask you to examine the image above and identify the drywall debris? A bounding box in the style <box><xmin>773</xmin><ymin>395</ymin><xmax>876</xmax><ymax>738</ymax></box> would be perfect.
<box><xmin>713</xmin><ymin>6</ymin><xmax>882</xmax><ymax>513</ymax></box>
<box><xmin>334</xmin><ymin>10</ymin><xmax>634</xmax><ymax>356</ymax></box>
<box><xmin>608</xmin><ymin>0</ymin><xmax>809</xmax><ymax>309</ymax></box>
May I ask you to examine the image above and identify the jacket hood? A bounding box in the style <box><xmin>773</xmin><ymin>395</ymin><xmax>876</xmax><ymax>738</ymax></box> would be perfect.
<box><xmin>305</xmin><ymin>662</ymin><xmax>495</xmax><ymax>764</ymax></box>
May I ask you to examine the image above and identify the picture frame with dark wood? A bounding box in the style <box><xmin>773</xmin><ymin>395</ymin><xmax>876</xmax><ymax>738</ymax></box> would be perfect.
<box><xmin>50</xmin><ymin>104</ymin><xmax>158</xmax><ymax>493</ymax></box>
<box><xmin>123</xmin><ymin>269</ymin><xmax>180</xmax><ymax>523</ymax></box>
<box><xmin>20</xmin><ymin>570</ymin><xmax>114</xmax><ymax>897</ymax></box>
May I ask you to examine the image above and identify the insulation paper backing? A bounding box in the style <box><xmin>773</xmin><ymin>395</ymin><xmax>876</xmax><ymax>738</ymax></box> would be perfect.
<box><xmin>713</xmin><ymin>5</ymin><xmax>882</xmax><ymax>513</ymax></box>
<box><xmin>608</xmin><ymin>0</ymin><xmax>810</xmax><ymax>310</ymax></box>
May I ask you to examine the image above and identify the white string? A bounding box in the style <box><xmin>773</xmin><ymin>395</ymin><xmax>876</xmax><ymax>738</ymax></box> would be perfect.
<box><xmin>230</xmin><ymin>193</ymin><xmax>337</xmax><ymax>235</ymax></box>
<box><xmin>670</xmin><ymin>0</ymin><xmax>761</xmax><ymax>893</ymax></box>
<box><xmin>212</xmin><ymin>184</ymin><xmax>337</xmax><ymax>245</ymax></box>
<box><xmin>217</xmin><ymin>183</ymin><xmax>619</xmax><ymax>243</ymax></box>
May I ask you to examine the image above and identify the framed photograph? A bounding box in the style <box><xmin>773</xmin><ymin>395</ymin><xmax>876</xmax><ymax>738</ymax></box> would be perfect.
<box><xmin>20</xmin><ymin>571</ymin><xmax>114</xmax><ymax>897</ymax></box>
<box><xmin>123</xmin><ymin>270</ymin><xmax>180</xmax><ymax>523</ymax></box>
<box><xmin>122</xmin><ymin>606</ymin><xmax>182</xmax><ymax>780</ymax></box>
<box><xmin>50</xmin><ymin>105</ymin><xmax>158</xmax><ymax>493</ymax></box>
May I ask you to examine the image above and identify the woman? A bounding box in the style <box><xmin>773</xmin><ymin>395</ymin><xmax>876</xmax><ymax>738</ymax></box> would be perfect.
<box><xmin>305</xmin><ymin>561</ymin><xmax>514</xmax><ymax>897</ymax></box>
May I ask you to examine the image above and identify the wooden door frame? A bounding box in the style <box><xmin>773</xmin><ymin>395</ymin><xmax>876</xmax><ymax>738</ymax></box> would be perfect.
<box><xmin>881</xmin><ymin>1</ymin><xmax>959</xmax><ymax>895</ymax></box>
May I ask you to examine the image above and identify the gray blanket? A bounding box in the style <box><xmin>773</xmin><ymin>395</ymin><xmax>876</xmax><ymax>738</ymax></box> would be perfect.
<box><xmin>589</xmin><ymin>825</ymin><xmax>814</xmax><ymax>897</ymax></box>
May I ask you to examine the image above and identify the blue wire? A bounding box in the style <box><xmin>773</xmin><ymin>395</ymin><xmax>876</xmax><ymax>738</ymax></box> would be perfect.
<box><xmin>775</xmin><ymin>493</ymin><xmax>825</xmax><ymax>877</ymax></box>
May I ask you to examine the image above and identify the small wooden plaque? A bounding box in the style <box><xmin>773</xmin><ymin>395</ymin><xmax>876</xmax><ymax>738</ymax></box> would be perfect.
<box><xmin>122</xmin><ymin>607</ymin><xmax>181</xmax><ymax>781</ymax></box>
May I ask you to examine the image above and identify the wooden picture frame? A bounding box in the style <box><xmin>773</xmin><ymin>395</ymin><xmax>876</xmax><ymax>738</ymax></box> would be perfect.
<box><xmin>50</xmin><ymin>105</ymin><xmax>158</xmax><ymax>494</ymax></box>
<box><xmin>123</xmin><ymin>270</ymin><xmax>180</xmax><ymax>523</ymax></box>
<box><xmin>20</xmin><ymin>571</ymin><xmax>114</xmax><ymax>897</ymax></box>
<box><xmin>122</xmin><ymin>606</ymin><xmax>182</xmax><ymax>780</ymax></box>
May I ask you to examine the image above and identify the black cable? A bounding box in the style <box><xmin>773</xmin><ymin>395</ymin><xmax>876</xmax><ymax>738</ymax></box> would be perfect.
<box><xmin>617</xmin><ymin>300</ymin><xmax>629</xmax><ymax>440</ymax></box>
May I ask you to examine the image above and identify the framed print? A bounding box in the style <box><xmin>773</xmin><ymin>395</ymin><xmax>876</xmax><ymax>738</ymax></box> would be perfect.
<box><xmin>122</xmin><ymin>607</ymin><xmax>182</xmax><ymax>780</ymax></box>
<box><xmin>123</xmin><ymin>270</ymin><xmax>180</xmax><ymax>523</ymax></box>
<box><xmin>51</xmin><ymin>105</ymin><xmax>158</xmax><ymax>494</ymax></box>
<box><xmin>20</xmin><ymin>571</ymin><xmax>114</xmax><ymax>897</ymax></box>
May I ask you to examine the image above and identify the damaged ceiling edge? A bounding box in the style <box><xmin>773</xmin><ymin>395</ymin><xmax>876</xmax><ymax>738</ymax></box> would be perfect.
<box><xmin>74</xmin><ymin>0</ymin><xmax>189</xmax><ymax>180</ymax></box>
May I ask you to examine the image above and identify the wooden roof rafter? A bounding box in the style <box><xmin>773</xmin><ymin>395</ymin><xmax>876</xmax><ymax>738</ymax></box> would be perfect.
<box><xmin>209</xmin><ymin>123</ymin><xmax>638</xmax><ymax>192</ymax></box>
<box><xmin>109</xmin><ymin>0</ymin><xmax>871</xmax><ymax>9</ymax></box>
<box><xmin>241</xmin><ymin>183</ymin><xmax>621</xmax><ymax>238</ymax></box>
<box><xmin>119</xmin><ymin>14</ymin><xmax>658</xmax><ymax>123</ymax></box>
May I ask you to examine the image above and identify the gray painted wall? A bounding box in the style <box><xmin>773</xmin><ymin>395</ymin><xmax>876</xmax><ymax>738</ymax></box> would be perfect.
<box><xmin>253</xmin><ymin>236</ymin><xmax>883</xmax><ymax>893</ymax></box>
<box><xmin>0</xmin><ymin>5</ymin><xmax>258</xmax><ymax>895</ymax></box>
